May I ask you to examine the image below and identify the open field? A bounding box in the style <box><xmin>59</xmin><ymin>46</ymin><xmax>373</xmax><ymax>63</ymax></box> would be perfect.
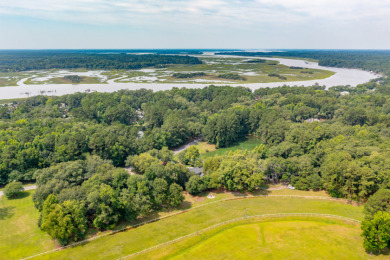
<box><xmin>0</xmin><ymin>187</ymin><xmax>329</xmax><ymax>259</ymax></box>
<box><xmin>138</xmin><ymin>218</ymin><xmax>388</xmax><ymax>260</ymax></box>
<box><xmin>32</xmin><ymin>195</ymin><xmax>364</xmax><ymax>259</ymax></box>
<box><xmin>0</xmin><ymin>191</ymin><xmax>54</xmax><ymax>259</ymax></box>
<box><xmin>173</xmin><ymin>141</ymin><xmax>216</xmax><ymax>161</ymax></box>
<box><xmin>201</xmin><ymin>136</ymin><xmax>263</xmax><ymax>159</ymax></box>
<box><xmin>1</xmin><ymin>182</ymin><xmax>374</xmax><ymax>260</ymax></box>
<box><xmin>175</xmin><ymin>136</ymin><xmax>263</xmax><ymax>161</ymax></box>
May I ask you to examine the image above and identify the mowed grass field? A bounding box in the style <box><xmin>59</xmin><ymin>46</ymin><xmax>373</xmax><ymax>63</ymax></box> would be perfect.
<box><xmin>0</xmin><ymin>186</ymin><xmax>328</xmax><ymax>259</ymax></box>
<box><xmin>140</xmin><ymin>218</ymin><xmax>388</xmax><ymax>260</ymax></box>
<box><xmin>200</xmin><ymin>136</ymin><xmax>264</xmax><ymax>159</ymax></box>
<box><xmin>0</xmin><ymin>165</ymin><xmax>375</xmax><ymax>260</ymax></box>
<box><xmin>36</xmin><ymin>196</ymin><xmax>365</xmax><ymax>259</ymax></box>
<box><xmin>175</xmin><ymin>136</ymin><xmax>263</xmax><ymax>161</ymax></box>
<box><xmin>0</xmin><ymin>191</ymin><xmax>54</xmax><ymax>259</ymax></box>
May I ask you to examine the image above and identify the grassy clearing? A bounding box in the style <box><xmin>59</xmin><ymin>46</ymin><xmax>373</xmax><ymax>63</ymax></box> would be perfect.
<box><xmin>191</xmin><ymin>142</ymin><xmax>216</xmax><ymax>154</ymax></box>
<box><xmin>141</xmin><ymin>218</ymin><xmax>387</xmax><ymax>260</ymax></box>
<box><xmin>174</xmin><ymin>142</ymin><xmax>216</xmax><ymax>161</ymax></box>
<box><xmin>37</xmin><ymin>196</ymin><xmax>364</xmax><ymax>259</ymax></box>
<box><xmin>201</xmin><ymin>136</ymin><xmax>263</xmax><ymax>159</ymax></box>
<box><xmin>175</xmin><ymin>136</ymin><xmax>261</xmax><ymax>161</ymax></box>
<box><xmin>0</xmin><ymin>191</ymin><xmax>54</xmax><ymax>259</ymax></box>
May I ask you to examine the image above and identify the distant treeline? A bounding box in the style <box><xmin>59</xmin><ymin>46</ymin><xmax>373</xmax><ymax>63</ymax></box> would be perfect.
<box><xmin>218</xmin><ymin>73</ymin><xmax>247</xmax><ymax>81</ymax></box>
<box><xmin>216</xmin><ymin>50</ymin><xmax>390</xmax><ymax>74</ymax></box>
<box><xmin>173</xmin><ymin>72</ymin><xmax>206</xmax><ymax>78</ymax></box>
<box><xmin>268</xmin><ymin>73</ymin><xmax>287</xmax><ymax>80</ymax></box>
<box><xmin>247</xmin><ymin>59</ymin><xmax>266</xmax><ymax>63</ymax></box>
<box><xmin>0</xmin><ymin>52</ymin><xmax>202</xmax><ymax>72</ymax></box>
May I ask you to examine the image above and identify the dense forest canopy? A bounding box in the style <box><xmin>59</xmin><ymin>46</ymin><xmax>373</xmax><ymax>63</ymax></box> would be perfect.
<box><xmin>1</xmin><ymin>50</ymin><xmax>390</xmax><ymax>248</ymax></box>
<box><xmin>0</xmin><ymin>52</ymin><xmax>202</xmax><ymax>72</ymax></box>
<box><xmin>1</xmin><ymin>77</ymin><xmax>390</xmax><ymax>195</ymax></box>
<box><xmin>216</xmin><ymin>50</ymin><xmax>390</xmax><ymax>74</ymax></box>
<box><xmin>1</xmin><ymin>77</ymin><xmax>390</xmax><ymax>245</ymax></box>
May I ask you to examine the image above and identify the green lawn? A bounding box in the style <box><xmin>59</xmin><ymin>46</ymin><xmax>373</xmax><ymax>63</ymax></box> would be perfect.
<box><xmin>0</xmin><ymin>191</ymin><xmax>54</xmax><ymax>259</ymax></box>
<box><xmin>37</xmin><ymin>196</ymin><xmax>364</xmax><ymax>259</ymax></box>
<box><xmin>0</xmin><ymin>186</ymin><xmax>328</xmax><ymax>259</ymax></box>
<box><xmin>175</xmin><ymin>136</ymin><xmax>263</xmax><ymax>161</ymax></box>
<box><xmin>201</xmin><ymin>136</ymin><xmax>263</xmax><ymax>159</ymax></box>
<box><xmin>142</xmin><ymin>218</ymin><xmax>387</xmax><ymax>260</ymax></box>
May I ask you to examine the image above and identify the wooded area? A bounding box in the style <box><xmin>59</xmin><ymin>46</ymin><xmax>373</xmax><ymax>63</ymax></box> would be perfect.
<box><xmin>216</xmin><ymin>50</ymin><xmax>390</xmax><ymax>74</ymax></box>
<box><xmin>0</xmin><ymin>52</ymin><xmax>202</xmax><ymax>72</ymax></box>
<box><xmin>1</xmin><ymin>50</ymin><xmax>390</xmax><ymax>249</ymax></box>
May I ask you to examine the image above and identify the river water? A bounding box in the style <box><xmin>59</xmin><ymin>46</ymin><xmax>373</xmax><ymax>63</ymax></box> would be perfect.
<box><xmin>0</xmin><ymin>55</ymin><xmax>380</xmax><ymax>100</ymax></box>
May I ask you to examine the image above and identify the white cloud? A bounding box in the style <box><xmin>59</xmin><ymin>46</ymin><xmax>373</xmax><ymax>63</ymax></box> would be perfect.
<box><xmin>0</xmin><ymin>0</ymin><xmax>388</xmax><ymax>26</ymax></box>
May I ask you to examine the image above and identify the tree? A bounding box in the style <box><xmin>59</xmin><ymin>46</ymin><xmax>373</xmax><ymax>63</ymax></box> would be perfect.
<box><xmin>364</xmin><ymin>189</ymin><xmax>390</xmax><ymax>220</ymax></box>
<box><xmin>40</xmin><ymin>195</ymin><xmax>87</xmax><ymax>245</ymax></box>
<box><xmin>179</xmin><ymin>146</ymin><xmax>200</xmax><ymax>166</ymax></box>
<box><xmin>126</xmin><ymin>153</ymin><xmax>159</xmax><ymax>174</ymax></box>
<box><xmin>168</xmin><ymin>183</ymin><xmax>184</xmax><ymax>207</ymax></box>
<box><xmin>308</xmin><ymin>174</ymin><xmax>323</xmax><ymax>191</ymax></box>
<box><xmin>203</xmin><ymin>111</ymin><xmax>244</xmax><ymax>148</ymax></box>
<box><xmin>186</xmin><ymin>175</ymin><xmax>207</xmax><ymax>195</ymax></box>
<box><xmin>217</xmin><ymin>157</ymin><xmax>264</xmax><ymax>191</ymax></box>
<box><xmin>152</xmin><ymin>178</ymin><xmax>168</xmax><ymax>206</ymax></box>
<box><xmin>3</xmin><ymin>182</ymin><xmax>24</xmax><ymax>198</ymax></box>
<box><xmin>8</xmin><ymin>170</ymin><xmax>23</xmax><ymax>182</ymax></box>
<box><xmin>361</xmin><ymin>211</ymin><xmax>390</xmax><ymax>253</ymax></box>
<box><xmin>203</xmin><ymin>157</ymin><xmax>221</xmax><ymax>173</ymax></box>
<box><xmin>252</xmin><ymin>144</ymin><xmax>267</xmax><ymax>159</ymax></box>
<box><xmin>121</xmin><ymin>175</ymin><xmax>153</xmax><ymax>218</ymax></box>
<box><xmin>87</xmin><ymin>184</ymin><xmax>121</xmax><ymax>230</ymax></box>
<box><xmin>157</xmin><ymin>147</ymin><xmax>173</xmax><ymax>164</ymax></box>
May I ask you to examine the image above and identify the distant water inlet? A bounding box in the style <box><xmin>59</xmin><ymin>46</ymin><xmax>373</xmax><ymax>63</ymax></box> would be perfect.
<box><xmin>0</xmin><ymin>56</ymin><xmax>380</xmax><ymax>100</ymax></box>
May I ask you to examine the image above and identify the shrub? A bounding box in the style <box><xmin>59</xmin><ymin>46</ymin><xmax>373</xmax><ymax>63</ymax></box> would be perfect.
<box><xmin>3</xmin><ymin>182</ymin><xmax>24</xmax><ymax>198</ymax></box>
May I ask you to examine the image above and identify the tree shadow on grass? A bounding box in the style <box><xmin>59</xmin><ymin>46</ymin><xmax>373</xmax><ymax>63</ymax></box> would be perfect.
<box><xmin>369</xmin><ymin>247</ymin><xmax>390</xmax><ymax>257</ymax></box>
<box><xmin>0</xmin><ymin>206</ymin><xmax>15</xmax><ymax>220</ymax></box>
<box><xmin>178</xmin><ymin>201</ymin><xmax>193</xmax><ymax>210</ymax></box>
<box><xmin>228</xmin><ymin>188</ymin><xmax>271</xmax><ymax>198</ymax></box>
<box><xmin>7</xmin><ymin>191</ymin><xmax>30</xmax><ymax>200</ymax></box>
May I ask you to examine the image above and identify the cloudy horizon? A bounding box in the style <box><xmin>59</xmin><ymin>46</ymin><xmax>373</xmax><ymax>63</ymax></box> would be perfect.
<box><xmin>0</xmin><ymin>0</ymin><xmax>389</xmax><ymax>49</ymax></box>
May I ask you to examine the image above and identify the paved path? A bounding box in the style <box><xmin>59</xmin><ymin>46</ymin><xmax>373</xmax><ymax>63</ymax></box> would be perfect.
<box><xmin>172</xmin><ymin>138</ymin><xmax>202</xmax><ymax>155</ymax></box>
<box><xmin>0</xmin><ymin>184</ymin><xmax>36</xmax><ymax>197</ymax></box>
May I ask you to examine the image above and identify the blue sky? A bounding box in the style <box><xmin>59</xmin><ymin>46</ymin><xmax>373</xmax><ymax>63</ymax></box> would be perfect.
<box><xmin>0</xmin><ymin>0</ymin><xmax>389</xmax><ymax>49</ymax></box>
